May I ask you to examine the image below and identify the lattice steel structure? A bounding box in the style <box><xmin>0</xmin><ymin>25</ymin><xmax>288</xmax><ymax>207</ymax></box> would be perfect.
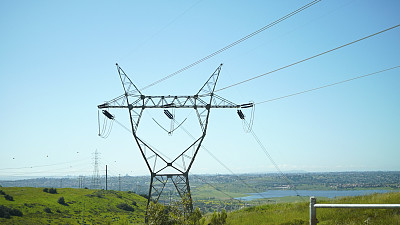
<box><xmin>98</xmin><ymin>63</ymin><xmax>252</xmax><ymax>212</ymax></box>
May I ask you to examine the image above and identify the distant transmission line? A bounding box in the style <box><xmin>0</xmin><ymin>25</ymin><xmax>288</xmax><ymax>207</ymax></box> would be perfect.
<box><xmin>139</xmin><ymin>0</ymin><xmax>322</xmax><ymax>91</ymax></box>
<box><xmin>216</xmin><ymin>24</ymin><xmax>400</xmax><ymax>92</ymax></box>
<box><xmin>255</xmin><ymin>65</ymin><xmax>400</xmax><ymax>105</ymax></box>
<box><xmin>246</xmin><ymin>121</ymin><xmax>305</xmax><ymax>201</ymax></box>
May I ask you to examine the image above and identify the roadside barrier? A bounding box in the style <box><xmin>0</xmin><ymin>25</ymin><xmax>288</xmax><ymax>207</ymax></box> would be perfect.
<box><xmin>309</xmin><ymin>196</ymin><xmax>400</xmax><ymax>225</ymax></box>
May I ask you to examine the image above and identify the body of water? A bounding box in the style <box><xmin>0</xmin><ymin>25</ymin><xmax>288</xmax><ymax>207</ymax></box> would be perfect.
<box><xmin>236</xmin><ymin>189</ymin><xmax>392</xmax><ymax>201</ymax></box>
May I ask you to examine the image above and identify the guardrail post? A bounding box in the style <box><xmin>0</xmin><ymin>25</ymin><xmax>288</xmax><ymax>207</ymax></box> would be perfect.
<box><xmin>310</xmin><ymin>196</ymin><xmax>317</xmax><ymax>225</ymax></box>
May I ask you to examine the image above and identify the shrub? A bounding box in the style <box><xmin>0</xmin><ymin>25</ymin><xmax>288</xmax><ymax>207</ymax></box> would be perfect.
<box><xmin>132</xmin><ymin>201</ymin><xmax>137</xmax><ymax>206</ymax></box>
<box><xmin>0</xmin><ymin>205</ymin><xmax>11</xmax><ymax>219</ymax></box>
<box><xmin>10</xmin><ymin>208</ymin><xmax>23</xmax><ymax>217</ymax></box>
<box><xmin>116</xmin><ymin>203</ymin><xmax>134</xmax><ymax>212</ymax></box>
<box><xmin>48</xmin><ymin>188</ymin><xmax>57</xmax><ymax>194</ymax></box>
<box><xmin>0</xmin><ymin>190</ymin><xmax>5</xmax><ymax>195</ymax></box>
<box><xmin>43</xmin><ymin>188</ymin><xmax>49</xmax><ymax>193</ymax></box>
<box><xmin>57</xmin><ymin>197</ymin><xmax>66</xmax><ymax>205</ymax></box>
<box><xmin>210</xmin><ymin>209</ymin><xmax>227</xmax><ymax>225</ymax></box>
<box><xmin>0</xmin><ymin>205</ymin><xmax>23</xmax><ymax>218</ymax></box>
<box><xmin>4</xmin><ymin>194</ymin><xmax>14</xmax><ymax>201</ymax></box>
<box><xmin>44</xmin><ymin>207</ymin><xmax>52</xmax><ymax>213</ymax></box>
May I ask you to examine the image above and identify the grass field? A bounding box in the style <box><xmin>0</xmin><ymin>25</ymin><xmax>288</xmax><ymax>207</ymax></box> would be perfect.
<box><xmin>224</xmin><ymin>192</ymin><xmax>400</xmax><ymax>225</ymax></box>
<box><xmin>0</xmin><ymin>187</ymin><xmax>147</xmax><ymax>224</ymax></box>
<box><xmin>1</xmin><ymin>186</ymin><xmax>399</xmax><ymax>224</ymax></box>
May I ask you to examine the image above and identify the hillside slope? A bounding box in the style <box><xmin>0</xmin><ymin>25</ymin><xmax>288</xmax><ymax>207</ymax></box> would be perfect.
<box><xmin>0</xmin><ymin>187</ymin><xmax>146</xmax><ymax>224</ymax></box>
<box><xmin>225</xmin><ymin>192</ymin><xmax>400</xmax><ymax>225</ymax></box>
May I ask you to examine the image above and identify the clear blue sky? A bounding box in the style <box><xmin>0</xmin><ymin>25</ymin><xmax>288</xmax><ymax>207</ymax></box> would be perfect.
<box><xmin>1</xmin><ymin>0</ymin><xmax>399</xmax><ymax>179</ymax></box>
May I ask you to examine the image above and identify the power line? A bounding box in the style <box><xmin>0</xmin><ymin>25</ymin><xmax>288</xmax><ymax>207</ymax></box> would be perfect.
<box><xmin>190</xmin><ymin>173</ymin><xmax>244</xmax><ymax>205</ymax></box>
<box><xmin>111</xmin><ymin>117</ymin><xmax>248</xmax><ymax>205</ymax></box>
<box><xmin>111</xmin><ymin>113</ymin><xmax>269</xmax><ymax>201</ymax></box>
<box><xmin>177</xmin><ymin>124</ymin><xmax>271</xmax><ymax>200</ymax></box>
<box><xmin>246</xmin><ymin>120</ymin><xmax>305</xmax><ymax>201</ymax></box>
<box><xmin>0</xmin><ymin>157</ymin><xmax>92</xmax><ymax>171</ymax></box>
<box><xmin>255</xmin><ymin>65</ymin><xmax>400</xmax><ymax>105</ymax></box>
<box><xmin>216</xmin><ymin>24</ymin><xmax>400</xmax><ymax>92</ymax></box>
<box><xmin>139</xmin><ymin>0</ymin><xmax>322</xmax><ymax>91</ymax></box>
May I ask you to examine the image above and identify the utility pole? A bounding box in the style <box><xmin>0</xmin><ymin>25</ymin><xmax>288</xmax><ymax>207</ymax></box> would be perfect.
<box><xmin>118</xmin><ymin>174</ymin><xmax>121</xmax><ymax>191</ymax></box>
<box><xmin>105</xmin><ymin>165</ymin><xmax>108</xmax><ymax>191</ymax></box>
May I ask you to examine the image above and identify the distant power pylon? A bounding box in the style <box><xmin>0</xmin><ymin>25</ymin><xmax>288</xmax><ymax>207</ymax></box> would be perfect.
<box><xmin>78</xmin><ymin>175</ymin><xmax>85</xmax><ymax>188</ymax></box>
<box><xmin>98</xmin><ymin>64</ymin><xmax>253</xmax><ymax>214</ymax></box>
<box><xmin>91</xmin><ymin>150</ymin><xmax>101</xmax><ymax>189</ymax></box>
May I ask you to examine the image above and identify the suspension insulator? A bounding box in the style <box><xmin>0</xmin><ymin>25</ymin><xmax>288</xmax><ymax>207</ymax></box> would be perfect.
<box><xmin>164</xmin><ymin>110</ymin><xmax>174</xmax><ymax>119</ymax></box>
<box><xmin>237</xmin><ymin>110</ymin><xmax>245</xmax><ymax>120</ymax></box>
<box><xmin>102</xmin><ymin>110</ymin><xmax>114</xmax><ymax>120</ymax></box>
<box><xmin>241</xmin><ymin>103</ymin><xmax>254</xmax><ymax>108</ymax></box>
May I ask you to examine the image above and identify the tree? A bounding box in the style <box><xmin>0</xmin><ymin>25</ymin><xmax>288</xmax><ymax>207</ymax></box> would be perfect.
<box><xmin>57</xmin><ymin>197</ymin><xmax>66</xmax><ymax>205</ymax></box>
<box><xmin>48</xmin><ymin>188</ymin><xmax>57</xmax><ymax>194</ymax></box>
<box><xmin>147</xmin><ymin>194</ymin><xmax>203</xmax><ymax>225</ymax></box>
<box><xmin>4</xmin><ymin>194</ymin><xmax>13</xmax><ymax>201</ymax></box>
<box><xmin>147</xmin><ymin>202</ymin><xmax>170</xmax><ymax>225</ymax></box>
<box><xmin>210</xmin><ymin>209</ymin><xmax>227</xmax><ymax>225</ymax></box>
<box><xmin>0</xmin><ymin>205</ymin><xmax>11</xmax><ymax>219</ymax></box>
<box><xmin>188</xmin><ymin>207</ymin><xmax>202</xmax><ymax>225</ymax></box>
<box><xmin>0</xmin><ymin>205</ymin><xmax>23</xmax><ymax>218</ymax></box>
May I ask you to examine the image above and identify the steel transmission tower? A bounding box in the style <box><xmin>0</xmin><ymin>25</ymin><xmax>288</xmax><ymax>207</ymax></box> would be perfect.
<box><xmin>91</xmin><ymin>150</ymin><xmax>101</xmax><ymax>189</ymax></box>
<box><xmin>98</xmin><ymin>64</ymin><xmax>253</xmax><ymax>212</ymax></box>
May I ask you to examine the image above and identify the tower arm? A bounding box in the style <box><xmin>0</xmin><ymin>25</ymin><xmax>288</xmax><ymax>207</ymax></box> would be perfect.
<box><xmin>98</xmin><ymin>94</ymin><xmax>252</xmax><ymax>109</ymax></box>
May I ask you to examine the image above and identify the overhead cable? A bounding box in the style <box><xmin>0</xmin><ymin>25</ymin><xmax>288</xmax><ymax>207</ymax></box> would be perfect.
<box><xmin>139</xmin><ymin>0</ymin><xmax>322</xmax><ymax>91</ymax></box>
<box><xmin>255</xmin><ymin>65</ymin><xmax>400</xmax><ymax>105</ymax></box>
<box><xmin>0</xmin><ymin>157</ymin><xmax>92</xmax><ymax>171</ymax></box>
<box><xmin>178</xmin><ymin>123</ymin><xmax>270</xmax><ymax>200</ymax></box>
<box><xmin>190</xmin><ymin>173</ymin><xmax>244</xmax><ymax>204</ymax></box>
<box><xmin>246</xmin><ymin>120</ymin><xmax>305</xmax><ymax>201</ymax></box>
<box><xmin>112</xmin><ymin>117</ymin><xmax>244</xmax><ymax>202</ymax></box>
<box><xmin>216</xmin><ymin>24</ymin><xmax>400</xmax><ymax>92</ymax></box>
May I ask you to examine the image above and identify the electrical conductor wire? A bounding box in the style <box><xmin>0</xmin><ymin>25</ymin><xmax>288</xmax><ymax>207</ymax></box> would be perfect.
<box><xmin>139</xmin><ymin>0</ymin><xmax>322</xmax><ymax>91</ymax></box>
<box><xmin>255</xmin><ymin>65</ymin><xmax>400</xmax><ymax>105</ymax></box>
<box><xmin>216</xmin><ymin>24</ymin><xmax>400</xmax><ymax>93</ymax></box>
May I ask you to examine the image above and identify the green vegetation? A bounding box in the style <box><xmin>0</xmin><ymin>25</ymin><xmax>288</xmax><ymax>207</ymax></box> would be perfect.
<box><xmin>0</xmin><ymin>205</ymin><xmax>23</xmax><ymax>219</ymax></box>
<box><xmin>116</xmin><ymin>203</ymin><xmax>135</xmax><ymax>212</ymax></box>
<box><xmin>0</xmin><ymin>187</ymin><xmax>147</xmax><ymax>224</ymax></box>
<box><xmin>43</xmin><ymin>187</ymin><xmax>58</xmax><ymax>194</ymax></box>
<box><xmin>4</xmin><ymin>194</ymin><xmax>13</xmax><ymax>201</ymax></box>
<box><xmin>0</xmin><ymin>186</ymin><xmax>399</xmax><ymax>224</ymax></box>
<box><xmin>147</xmin><ymin>194</ymin><xmax>204</xmax><ymax>225</ymax></box>
<box><xmin>210</xmin><ymin>209</ymin><xmax>227</xmax><ymax>225</ymax></box>
<box><xmin>225</xmin><ymin>192</ymin><xmax>400</xmax><ymax>224</ymax></box>
<box><xmin>57</xmin><ymin>196</ymin><xmax>67</xmax><ymax>205</ymax></box>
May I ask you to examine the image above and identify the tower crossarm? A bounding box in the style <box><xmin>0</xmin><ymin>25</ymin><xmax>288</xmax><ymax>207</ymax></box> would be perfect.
<box><xmin>98</xmin><ymin>94</ymin><xmax>251</xmax><ymax>109</ymax></box>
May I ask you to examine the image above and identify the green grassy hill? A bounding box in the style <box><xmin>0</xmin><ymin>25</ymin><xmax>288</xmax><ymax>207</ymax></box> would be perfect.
<box><xmin>1</xmin><ymin>186</ymin><xmax>399</xmax><ymax>224</ymax></box>
<box><xmin>0</xmin><ymin>187</ymin><xmax>147</xmax><ymax>224</ymax></box>
<box><xmin>224</xmin><ymin>192</ymin><xmax>400</xmax><ymax>225</ymax></box>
